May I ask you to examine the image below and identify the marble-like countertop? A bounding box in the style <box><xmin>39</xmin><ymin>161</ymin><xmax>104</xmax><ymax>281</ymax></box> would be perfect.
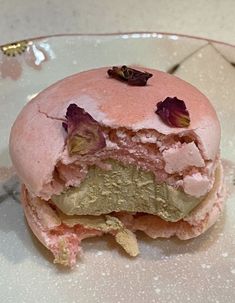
<box><xmin>0</xmin><ymin>0</ymin><xmax>234</xmax><ymax>45</ymax></box>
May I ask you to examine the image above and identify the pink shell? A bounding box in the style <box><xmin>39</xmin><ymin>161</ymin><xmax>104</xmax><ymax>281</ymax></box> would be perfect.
<box><xmin>9</xmin><ymin>67</ymin><xmax>220</xmax><ymax>197</ymax></box>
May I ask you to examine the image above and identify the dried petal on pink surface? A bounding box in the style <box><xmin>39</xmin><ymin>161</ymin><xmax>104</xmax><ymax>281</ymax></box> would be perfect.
<box><xmin>156</xmin><ymin>97</ymin><xmax>190</xmax><ymax>128</ymax></box>
<box><xmin>107</xmin><ymin>65</ymin><xmax>152</xmax><ymax>86</ymax></box>
<box><xmin>63</xmin><ymin>103</ymin><xmax>106</xmax><ymax>156</ymax></box>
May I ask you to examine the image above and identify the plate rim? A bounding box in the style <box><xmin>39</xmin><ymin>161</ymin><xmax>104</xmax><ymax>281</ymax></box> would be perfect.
<box><xmin>1</xmin><ymin>31</ymin><xmax>235</xmax><ymax>49</ymax></box>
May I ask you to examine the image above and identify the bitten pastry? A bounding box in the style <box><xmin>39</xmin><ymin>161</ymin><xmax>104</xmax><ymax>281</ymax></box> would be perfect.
<box><xmin>9</xmin><ymin>66</ymin><xmax>225</xmax><ymax>266</ymax></box>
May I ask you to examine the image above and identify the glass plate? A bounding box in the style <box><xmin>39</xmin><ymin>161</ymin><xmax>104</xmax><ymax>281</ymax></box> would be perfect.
<box><xmin>0</xmin><ymin>33</ymin><xmax>235</xmax><ymax>303</ymax></box>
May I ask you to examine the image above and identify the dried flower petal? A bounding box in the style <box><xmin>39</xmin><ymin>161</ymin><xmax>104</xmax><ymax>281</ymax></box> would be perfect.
<box><xmin>107</xmin><ymin>65</ymin><xmax>152</xmax><ymax>86</ymax></box>
<box><xmin>63</xmin><ymin>104</ymin><xmax>106</xmax><ymax>156</ymax></box>
<box><xmin>155</xmin><ymin>97</ymin><xmax>190</xmax><ymax>128</ymax></box>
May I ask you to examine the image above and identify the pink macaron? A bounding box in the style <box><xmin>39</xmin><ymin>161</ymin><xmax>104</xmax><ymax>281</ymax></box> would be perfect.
<box><xmin>9</xmin><ymin>66</ymin><xmax>225</xmax><ymax>267</ymax></box>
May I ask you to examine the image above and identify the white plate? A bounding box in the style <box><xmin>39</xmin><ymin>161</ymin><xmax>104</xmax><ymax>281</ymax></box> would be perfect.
<box><xmin>0</xmin><ymin>33</ymin><xmax>235</xmax><ymax>303</ymax></box>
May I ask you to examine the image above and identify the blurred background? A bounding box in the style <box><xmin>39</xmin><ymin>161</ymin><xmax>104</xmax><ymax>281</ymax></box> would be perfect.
<box><xmin>0</xmin><ymin>0</ymin><xmax>234</xmax><ymax>45</ymax></box>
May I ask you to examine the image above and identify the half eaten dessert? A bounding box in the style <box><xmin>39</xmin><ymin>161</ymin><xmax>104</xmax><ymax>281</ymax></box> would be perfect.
<box><xmin>9</xmin><ymin>66</ymin><xmax>225</xmax><ymax>266</ymax></box>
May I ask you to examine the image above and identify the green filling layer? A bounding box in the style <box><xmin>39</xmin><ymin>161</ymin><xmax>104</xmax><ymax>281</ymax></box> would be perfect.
<box><xmin>52</xmin><ymin>160</ymin><xmax>203</xmax><ymax>222</ymax></box>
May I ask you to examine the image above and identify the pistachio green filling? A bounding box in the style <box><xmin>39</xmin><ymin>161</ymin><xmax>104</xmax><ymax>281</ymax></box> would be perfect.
<box><xmin>52</xmin><ymin>160</ymin><xmax>203</xmax><ymax>222</ymax></box>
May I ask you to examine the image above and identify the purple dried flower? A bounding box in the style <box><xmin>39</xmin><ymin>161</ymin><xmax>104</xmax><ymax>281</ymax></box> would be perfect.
<box><xmin>156</xmin><ymin>97</ymin><xmax>190</xmax><ymax>128</ymax></box>
<box><xmin>63</xmin><ymin>104</ymin><xmax>106</xmax><ymax>156</ymax></box>
<box><xmin>107</xmin><ymin>65</ymin><xmax>152</xmax><ymax>86</ymax></box>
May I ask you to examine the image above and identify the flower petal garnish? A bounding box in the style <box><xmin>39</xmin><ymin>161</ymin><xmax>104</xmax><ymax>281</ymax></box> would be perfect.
<box><xmin>63</xmin><ymin>104</ymin><xmax>106</xmax><ymax>156</ymax></box>
<box><xmin>155</xmin><ymin>97</ymin><xmax>190</xmax><ymax>128</ymax></box>
<box><xmin>107</xmin><ymin>65</ymin><xmax>152</xmax><ymax>86</ymax></box>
